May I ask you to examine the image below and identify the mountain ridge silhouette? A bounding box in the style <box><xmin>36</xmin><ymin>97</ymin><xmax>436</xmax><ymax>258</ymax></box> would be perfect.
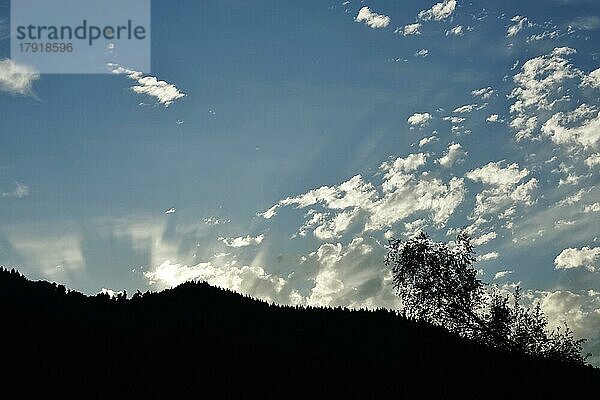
<box><xmin>1</xmin><ymin>267</ymin><xmax>598</xmax><ymax>398</ymax></box>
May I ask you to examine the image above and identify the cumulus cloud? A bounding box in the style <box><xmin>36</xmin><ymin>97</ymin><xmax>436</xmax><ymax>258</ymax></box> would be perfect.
<box><xmin>583</xmin><ymin>68</ymin><xmax>600</xmax><ymax>88</ymax></box>
<box><xmin>535</xmin><ymin>289</ymin><xmax>600</xmax><ymax>365</ymax></box>
<box><xmin>583</xmin><ymin>203</ymin><xmax>600</xmax><ymax>213</ymax></box>
<box><xmin>218</xmin><ymin>234</ymin><xmax>265</xmax><ymax>248</ymax></box>
<box><xmin>510</xmin><ymin>47</ymin><xmax>578</xmax><ymax>112</ymax></box>
<box><xmin>555</xmin><ymin>188</ymin><xmax>586</xmax><ymax>207</ymax></box>
<box><xmin>541</xmin><ymin>104</ymin><xmax>600</xmax><ymax>151</ymax></box>
<box><xmin>145</xmin><ymin>259</ymin><xmax>299</xmax><ymax>304</ymax></box>
<box><xmin>493</xmin><ymin>270</ymin><xmax>513</xmax><ymax>280</ymax></box>
<box><xmin>466</xmin><ymin>161</ymin><xmax>538</xmax><ymax>220</ymax></box>
<box><xmin>108</xmin><ymin>63</ymin><xmax>186</xmax><ymax>107</ymax></box>
<box><xmin>407</xmin><ymin>112</ymin><xmax>432</xmax><ymax>127</ymax></box>
<box><xmin>479</xmin><ymin>252</ymin><xmax>499</xmax><ymax>261</ymax></box>
<box><xmin>305</xmin><ymin>238</ymin><xmax>400</xmax><ymax>309</ymax></box>
<box><xmin>554</xmin><ymin>247</ymin><xmax>600</xmax><ymax>271</ymax></box>
<box><xmin>355</xmin><ymin>7</ymin><xmax>390</xmax><ymax>29</ymax></box>
<box><xmin>437</xmin><ymin>143</ymin><xmax>466</xmax><ymax>168</ymax></box>
<box><xmin>584</xmin><ymin>153</ymin><xmax>600</xmax><ymax>167</ymax></box>
<box><xmin>260</xmin><ymin>152</ymin><xmax>466</xmax><ymax>238</ymax></box>
<box><xmin>418</xmin><ymin>0</ymin><xmax>457</xmax><ymax>21</ymax></box>
<box><xmin>508</xmin><ymin>47</ymin><xmax>592</xmax><ymax>142</ymax></box>
<box><xmin>0</xmin><ymin>59</ymin><xmax>39</xmax><ymax>96</ymax></box>
<box><xmin>100</xmin><ymin>288</ymin><xmax>125</xmax><ymax>298</ymax></box>
<box><xmin>446</xmin><ymin>25</ymin><xmax>464</xmax><ymax>36</ymax></box>
<box><xmin>486</xmin><ymin>114</ymin><xmax>502</xmax><ymax>123</ymax></box>
<box><xmin>144</xmin><ymin>237</ymin><xmax>401</xmax><ymax>310</ymax></box>
<box><xmin>418</xmin><ymin>136</ymin><xmax>439</xmax><ymax>147</ymax></box>
<box><xmin>400</xmin><ymin>23</ymin><xmax>422</xmax><ymax>36</ymax></box>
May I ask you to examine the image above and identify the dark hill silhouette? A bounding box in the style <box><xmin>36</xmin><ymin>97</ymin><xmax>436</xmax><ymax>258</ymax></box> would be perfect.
<box><xmin>0</xmin><ymin>267</ymin><xmax>598</xmax><ymax>398</ymax></box>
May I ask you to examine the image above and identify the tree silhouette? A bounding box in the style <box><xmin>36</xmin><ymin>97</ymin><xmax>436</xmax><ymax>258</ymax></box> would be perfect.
<box><xmin>385</xmin><ymin>231</ymin><xmax>589</xmax><ymax>365</ymax></box>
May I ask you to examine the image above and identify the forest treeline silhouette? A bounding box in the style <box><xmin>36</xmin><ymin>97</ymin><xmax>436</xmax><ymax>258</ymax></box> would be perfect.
<box><xmin>1</xmin><ymin>242</ymin><xmax>599</xmax><ymax>397</ymax></box>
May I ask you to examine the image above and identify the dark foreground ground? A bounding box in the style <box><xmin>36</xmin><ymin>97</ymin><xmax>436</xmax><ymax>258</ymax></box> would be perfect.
<box><xmin>0</xmin><ymin>267</ymin><xmax>599</xmax><ymax>399</ymax></box>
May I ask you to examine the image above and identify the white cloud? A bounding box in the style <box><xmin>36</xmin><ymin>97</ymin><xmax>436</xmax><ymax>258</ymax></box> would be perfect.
<box><xmin>472</xmin><ymin>231</ymin><xmax>497</xmax><ymax>246</ymax></box>
<box><xmin>100</xmin><ymin>288</ymin><xmax>125</xmax><ymax>298</ymax></box>
<box><xmin>305</xmin><ymin>238</ymin><xmax>399</xmax><ymax>309</ymax></box>
<box><xmin>145</xmin><ymin>238</ymin><xmax>401</xmax><ymax>310</ymax></box>
<box><xmin>486</xmin><ymin>114</ymin><xmax>502</xmax><ymax>123</ymax></box>
<box><xmin>506</xmin><ymin>16</ymin><xmax>529</xmax><ymax>37</ymax></box>
<box><xmin>585</xmin><ymin>153</ymin><xmax>600</xmax><ymax>168</ymax></box>
<box><xmin>471</xmin><ymin>87</ymin><xmax>494</xmax><ymax>100</ymax></box>
<box><xmin>453</xmin><ymin>103</ymin><xmax>487</xmax><ymax>113</ymax></box>
<box><xmin>479</xmin><ymin>252</ymin><xmax>499</xmax><ymax>261</ymax></box>
<box><xmin>583</xmin><ymin>203</ymin><xmax>600</xmax><ymax>213</ymax></box>
<box><xmin>313</xmin><ymin>209</ymin><xmax>358</xmax><ymax>240</ymax></box>
<box><xmin>0</xmin><ymin>59</ymin><xmax>39</xmax><ymax>96</ymax></box>
<box><xmin>446</xmin><ymin>25</ymin><xmax>464</xmax><ymax>36</ymax></box>
<box><xmin>556</xmin><ymin>188</ymin><xmax>586</xmax><ymax>207</ymax></box>
<box><xmin>508</xmin><ymin>47</ymin><xmax>581</xmax><ymax>141</ymax></box>
<box><xmin>218</xmin><ymin>234</ymin><xmax>265</xmax><ymax>248</ymax></box>
<box><xmin>541</xmin><ymin>104</ymin><xmax>600</xmax><ymax>151</ymax></box>
<box><xmin>108</xmin><ymin>63</ymin><xmax>186</xmax><ymax>107</ymax></box>
<box><xmin>261</xmin><ymin>153</ymin><xmax>466</xmax><ymax>237</ymax></box>
<box><xmin>466</xmin><ymin>161</ymin><xmax>538</xmax><ymax>219</ymax></box>
<box><xmin>401</xmin><ymin>23</ymin><xmax>422</xmax><ymax>36</ymax></box>
<box><xmin>437</xmin><ymin>143</ymin><xmax>466</xmax><ymax>168</ymax></box>
<box><xmin>444</xmin><ymin>116</ymin><xmax>465</xmax><ymax>124</ymax></box>
<box><xmin>418</xmin><ymin>0</ymin><xmax>457</xmax><ymax>21</ymax></box>
<box><xmin>1</xmin><ymin>182</ymin><xmax>29</xmax><ymax>198</ymax></box>
<box><xmin>534</xmin><ymin>289</ymin><xmax>600</xmax><ymax>365</ymax></box>
<box><xmin>355</xmin><ymin>7</ymin><xmax>390</xmax><ymax>29</ymax></box>
<box><xmin>414</xmin><ymin>49</ymin><xmax>430</xmax><ymax>58</ymax></box>
<box><xmin>407</xmin><ymin>112</ymin><xmax>432</xmax><ymax>127</ymax></box>
<box><xmin>582</xmin><ymin>68</ymin><xmax>600</xmax><ymax>88</ymax></box>
<box><xmin>467</xmin><ymin>162</ymin><xmax>529</xmax><ymax>187</ymax></box>
<box><xmin>203</xmin><ymin>216</ymin><xmax>230</xmax><ymax>225</ymax></box>
<box><xmin>554</xmin><ymin>247</ymin><xmax>600</xmax><ymax>271</ymax></box>
<box><xmin>164</xmin><ymin>208</ymin><xmax>176</xmax><ymax>214</ymax></box>
<box><xmin>526</xmin><ymin>30</ymin><xmax>560</xmax><ymax>43</ymax></box>
<box><xmin>418</xmin><ymin>136</ymin><xmax>439</xmax><ymax>147</ymax></box>
<box><xmin>259</xmin><ymin>204</ymin><xmax>280</xmax><ymax>219</ymax></box>
<box><xmin>494</xmin><ymin>270</ymin><xmax>513</xmax><ymax>280</ymax></box>
<box><xmin>145</xmin><ymin>259</ymin><xmax>296</xmax><ymax>304</ymax></box>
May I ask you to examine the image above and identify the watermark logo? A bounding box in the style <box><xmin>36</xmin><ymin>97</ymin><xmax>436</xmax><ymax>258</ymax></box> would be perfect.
<box><xmin>11</xmin><ymin>0</ymin><xmax>150</xmax><ymax>74</ymax></box>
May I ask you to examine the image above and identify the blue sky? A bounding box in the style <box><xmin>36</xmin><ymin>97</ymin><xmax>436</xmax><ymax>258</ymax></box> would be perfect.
<box><xmin>1</xmin><ymin>0</ymin><xmax>600</xmax><ymax>361</ymax></box>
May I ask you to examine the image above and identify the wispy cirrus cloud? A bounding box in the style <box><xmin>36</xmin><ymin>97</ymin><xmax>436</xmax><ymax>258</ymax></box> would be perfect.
<box><xmin>1</xmin><ymin>182</ymin><xmax>30</xmax><ymax>198</ymax></box>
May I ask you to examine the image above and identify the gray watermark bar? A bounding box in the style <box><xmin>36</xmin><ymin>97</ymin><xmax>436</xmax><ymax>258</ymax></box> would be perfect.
<box><xmin>11</xmin><ymin>0</ymin><xmax>151</xmax><ymax>74</ymax></box>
